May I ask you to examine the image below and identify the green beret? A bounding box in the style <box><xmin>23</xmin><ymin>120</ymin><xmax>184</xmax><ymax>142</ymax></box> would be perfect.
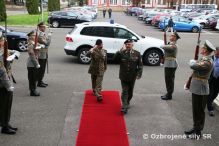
<box><xmin>204</xmin><ymin>40</ymin><xmax>216</xmax><ymax>52</ymax></box>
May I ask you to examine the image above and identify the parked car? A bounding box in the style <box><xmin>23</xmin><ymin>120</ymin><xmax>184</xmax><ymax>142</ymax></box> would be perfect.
<box><xmin>145</xmin><ymin>13</ymin><xmax>159</xmax><ymax>24</ymax></box>
<box><xmin>205</xmin><ymin>17</ymin><xmax>218</xmax><ymax>29</ymax></box>
<box><xmin>159</xmin><ymin>17</ymin><xmax>201</xmax><ymax>33</ymax></box>
<box><xmin>48</xmin><ymin>11</ymin><xmax>91</xmax><ymax>28</ymax></box>
<box><xmin>64</xmin><ymin>22</ymin><xmax>164</xmax><ymax>66</ymax></box>
<box><xmin>192</xmin><ymin>14</ymin><xmax>219</xmax><ymax>28</ymax></box>
<box><xmin>0</xmin><ymin>26</ymin><xmax>27</xmax><ymax>52</ymax></box>
<box><xmin>151</xmin><ymin>14</ymin><xmax>170</xmax><ymax>26</ymax></box>
<box><xmin>215</xmin><ymin>19</ymin><xmax>219</xmax><ymax>30</ymax></box>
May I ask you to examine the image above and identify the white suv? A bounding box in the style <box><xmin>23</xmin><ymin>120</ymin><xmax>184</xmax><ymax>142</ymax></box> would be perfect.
<box><xmin>64</xmin><ymin>22</ymin><xmax>164</xmax><ymax>66</ymax></box>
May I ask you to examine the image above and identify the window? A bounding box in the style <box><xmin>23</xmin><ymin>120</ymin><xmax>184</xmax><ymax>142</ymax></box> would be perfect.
<box><xmin>110</xmin><ymin>0</ymin><xmax>117</xmax><ymax>4</ymax></box>
<box><xmin>146</xmin><ymin>0</ymin><xmax>150</xmax><ymax>4</ymax></box>
<box><xmin>122</xmin><ymin>0</ymin><xmax>130</xmax><ymax>5</ymax></box>
<box><xmin>67</xmin><ymin>12</ymin><xmax>77</xmax><ymax>17</ymax></box>
<box><xmin>59</xmin><ymin>12</ymin><xmax>67</xmax><ymax>16</ymax></box>
<box><xmin>80</xmin><ymin>27</ymin><xmax>114</xmax><ymax>38</ymax></box>
<box><xmin>158</xmin><ymin>0</ymin><xmax>161</xmax><ymax>5</ymax></box>
<box><xmin>113</xmin><ymin>28</ymin><xmax>135</xmax><ymax>39</ymax></box>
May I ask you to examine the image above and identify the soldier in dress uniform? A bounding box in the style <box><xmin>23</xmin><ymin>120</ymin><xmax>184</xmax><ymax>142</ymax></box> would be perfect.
<box><xmin>184</xmin><ymin>40</ymin><xmax>215</xmax><ymax>138</ymax></box>
<box><xmin>161</xmin><ymin>31</ymin><xmax>180</xmax><ymax>100</ymax></box>
<box><xmin>87</xmin><ymin>39</ymin><xmax>107</xmax><ymax>101</ymax></box>
<box><xmin>26</xmin><ymin>30</ymin><xmax>41</xmax><ymax>96</ymax></box>
<box><xmin>0</xmin><ymin>32</ymin><xmax>17</xmax><ymax>134</ymax></box>
<box><xmin>114</xmin><ymin>39</ymin><xmax>143</xmax><ymax>114</ymax></box>
<box><xmin>37</xmin><ymin>22</ymin><xmax>51</xmax><ymax>87</ymax></box>
<box><xmin>207</xmin><ymin>47</ymin><xmax>219</xmax><ymax>117</ymax></box>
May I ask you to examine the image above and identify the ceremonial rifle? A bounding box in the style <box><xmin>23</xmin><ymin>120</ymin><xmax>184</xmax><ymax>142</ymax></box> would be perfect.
<box><xmin>3</xmin><ymin>15</ymin><xmax>16</xmax><ymax>83</ymax></box>
<box><xmin>160</xmin><ymin>19</ymin><xmax>167</xmax><ymax>65</ymax></box>
<box><xmin>3</xmin><ymin>15</ymin><xmax>8</xmax><ymax>71</ymax></box>
<box><xmin>184</xmin><ymin>29</ymin><xmax>201</xmax><ymax>89</ymax></box>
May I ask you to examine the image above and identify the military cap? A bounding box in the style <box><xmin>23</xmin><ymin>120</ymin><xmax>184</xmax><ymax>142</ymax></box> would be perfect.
<box><xmin>203</xmin><ymin>40</ymin><xmax>216</xmax><ymax>52</ymax></box>
<box><xmin>37</xmin><ymin>22</ymin><xmax>46</xmax><ymax>27</ymax></box>
<box><xmin>124</xmin><ymin>39</ymin><xmax>133</xmax><ymax>44</ymax></box>
<box><xmin>171</xmin><ymin>31</ymin><xmax>180</xmax><ymax>40</ymax></box>
<box><xmin>27</xmin><ymin>30</ymin><xmax>35</xmax><ymax>37</ymax></box>
<box><xmin>95</xmin><ymin>39</ymin><xmax>103</xmax><ymax>45</ymax></box>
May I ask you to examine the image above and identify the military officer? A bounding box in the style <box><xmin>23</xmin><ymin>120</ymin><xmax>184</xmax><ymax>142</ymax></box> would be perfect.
<box><xmin>37</xmin><ymin>22</ymin><xmax>51</xmax><ymax>87</ymax></box>
<box><xmin>161</xmin><ymin>31</ymin><xmax>180</xmax><ymax>100</ymax></box>
<box><xmin>87</xmin><ymin>39</ymin><xmax>107</xmax><ymax>101</ymax></box>
<box><xmin>26</xmin><ymin>30</ymin><xmax>41</xmax><ymax>96</ymax></box>
<box><xmin>114</xmin><ymin>39</ymin><xmax>143</xmax><ymax>114</ymax></box>
<box><xmin>0</xmin><ymin>32</ymin><xmax>17</xmax><ymax>134</ymax></box>
<box><xmin>184</xmin><ymin>40</ymin><xmax>215</xmax><ymax>138</ymax></box>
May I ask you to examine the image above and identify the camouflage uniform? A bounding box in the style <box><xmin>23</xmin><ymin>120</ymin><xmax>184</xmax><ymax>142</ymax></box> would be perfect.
<box><xmin>190</xmin><ymin>55</ymin><xmax>213</xmax><ymax>131</ymax></box>
<box><xmin>114</xmin><ymin>48</ymin><xmax>143</xmax><ymax>109</ymax></box>
<box><xmin>88</xmin><ymin>48</ymin><xmax>107</xmax><ymax>97</ymax></box>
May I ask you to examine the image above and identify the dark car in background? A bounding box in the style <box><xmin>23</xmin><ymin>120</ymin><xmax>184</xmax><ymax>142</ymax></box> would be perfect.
<box><xmin>206</xmin><ymin>17</ymin><xmax>218</xmax><ymax>29</ymax></box>
<box><xmin>0</xmin><ymin>26</ymin><xmax>27</xmax><ymax>52</ymax></box>
<box><xmin>48</xmin><ymin>11</ymin><xmax>91</xmax><ymax>28</ymax></box>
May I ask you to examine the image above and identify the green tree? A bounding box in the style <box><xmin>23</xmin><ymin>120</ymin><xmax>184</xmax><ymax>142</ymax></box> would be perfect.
<box><xmin>26</xmin><ymin>0</ymin><xmax>40</xmax><ymax>14</ymax></box>
<box><xmin>48</xmin><ymin>0</ymin><xmax>60</xmax><ymax>12</ymax></box>
<box><xmin>0</xmin><ymin>0</ymin><xmax>7</xmax><ymax>21</ymax></box>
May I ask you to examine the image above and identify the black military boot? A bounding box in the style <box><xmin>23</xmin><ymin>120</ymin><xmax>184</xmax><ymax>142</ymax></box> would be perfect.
<box><xmin>41</xmin><ymin>81</ymin><xmax>48</xmax><ymax>86</ymax></box>
<box><xmin>1</xmin><ymin>126</ymin><xmax>16</xmax><ymax>135</ymax></box>
<box><xmin>184</xmin><ymin>128</ymin><xmax>196</xmax><ymax>135</ymax></box>
<box><xmin>30</xmin><ymin>90</ymin><xmax>40</xmax><ymax>96</ymax></box>
<box><xmin>97</xmin><ymin>95</ymin><xmax>103</xmax><ymax>102</ymax></box>
<box><xmin>37</xmin><ymin>81</ymin><xmax>47</xmax><ymax>87</ymax></box>
<box><xmin>8</xmin><ymin>124</ymin><xmax>18</xmax><ymax>131</ymax></box>
<box><xmin>121</xmin><ymin>107</ymin><xmax>128</xmax><ymax>114</ymax></box>
<box><xmin>161</xmin><ymin>94</ymin><xmax>172</xmax><ymax>100</ymax></box>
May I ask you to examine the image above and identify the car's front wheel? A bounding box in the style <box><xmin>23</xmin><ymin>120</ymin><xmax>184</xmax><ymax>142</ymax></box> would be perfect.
<box><xmin>143</xmin><ymin>49</ymin><xmax>162</xmax><ymax>66</ymax></box>
<box><xmin>192</xmin><ymin>26</ymin><xmax>199</xmax><ymax>33</ymax></box>
<box><xmin>77</xmin><ymin>48</ymin><xmax>91</xmax><ymax>64</ymax></box>
<box><xmin>17</xmin><ymin>40</ymin><xmax>28</xmax><ymax>52</ymax></box>
<box><xmin>52</xmin><ymin>21</ymin><xmax>59</xmax><ymax>28</ymax></box>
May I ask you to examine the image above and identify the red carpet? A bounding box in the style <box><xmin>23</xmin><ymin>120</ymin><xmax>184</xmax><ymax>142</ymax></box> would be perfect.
<box><xmin>75</xmin><ymin>90</ymin><xmax>130</xmax><ymax>146</ymax></box>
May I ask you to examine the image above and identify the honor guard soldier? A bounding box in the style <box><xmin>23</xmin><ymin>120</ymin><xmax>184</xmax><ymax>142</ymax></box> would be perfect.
<box><xmin>37</xmin><ymin>22</ymin><xmax>51</xmax><ymax>87</ymax></box>
<box><xmin>0</xmin><ymin>32</ymin><xmax>17</xmax><ymax>134</ymax></box>
<box><xmin>207</xmin><ymin>47</ymin><xmax>219</xmax><ymax>116</ymax></box>
<box><xmin>161</xmin><ymin>31</ymin><xmax>180</xmax><ymax>100</ymax></box>
<box><xmin>114</xmin><ymin>39</ymin><xmax>143</xmax><ymax>114</ymax></box>
<box><xmin>184</xmin><ymin>40</ymin><xmax>215</xmax><ymax>138</ymax></box>
<box><xmin>26</xmin><ymin>30</ymin><xmax>41</xmax><ymax>96</ymax></box>
<box><xmin>87</xmin><ymin>39</ymin><xmax>107</xmax><ymax>101</ymax></box>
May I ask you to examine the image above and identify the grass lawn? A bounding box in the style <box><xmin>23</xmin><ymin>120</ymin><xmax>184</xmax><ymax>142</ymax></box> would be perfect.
<box><xmin>0</xmin><ymin>13</ymin><xmax>49</xmax><ymax>26</ymax></box>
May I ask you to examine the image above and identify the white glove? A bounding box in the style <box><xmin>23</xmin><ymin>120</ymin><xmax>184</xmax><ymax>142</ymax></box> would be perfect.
<box><xmin>7</xmin><ymin>86</ymin><xmax>14</xmax><ymax>92</ymax></box>
<box><xmin>189</xmin><ymin>59</ymin><xmax>196</xmax><ymax>66</ymax></box>
<box><xmin>48</xmin><ymin>32</ymin><xmax>52</xmax><ymax>36</ymax></box>
<box><xmin>36</xmin><ymin>64</ymin><xmax>40</xmax><ymax>68</ymax></box>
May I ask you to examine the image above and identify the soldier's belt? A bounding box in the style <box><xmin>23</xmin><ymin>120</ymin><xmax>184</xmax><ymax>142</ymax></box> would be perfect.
<box><xmin>165</xmin><ymin>57</ymin><xmax>176</xmax><ymax>60</ymax></box>
<box><xmin>192</xmin><ymin>77</ymin><xmax>208</xmax><ymax>82</ymax></box>
<box><xmin>40</xmin><ymin>49</ymin><xmax>48</xmax><ymax>52</ymax></box>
